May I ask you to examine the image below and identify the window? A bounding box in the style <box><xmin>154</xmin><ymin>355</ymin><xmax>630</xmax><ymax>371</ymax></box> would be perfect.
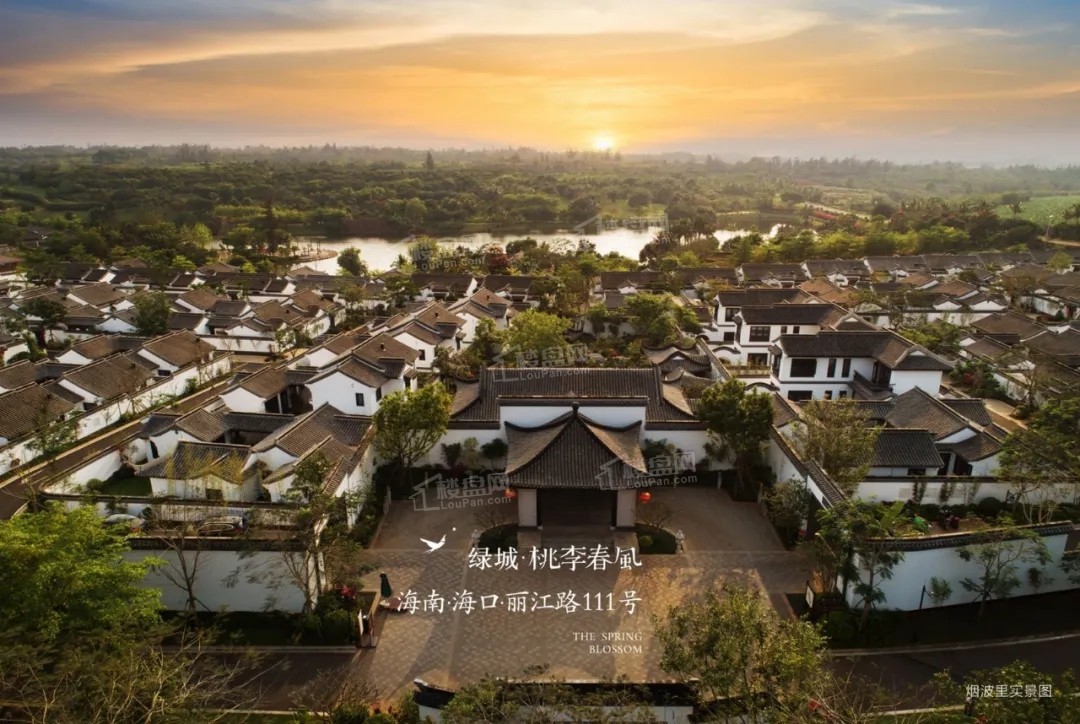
<box><xmin>787</xmin><ymin>390</ymin><xmax>813</xmax><ymax>402</ymax></box>
<box><xmin>725</xmin><ymin>307</ymin><xmax>739</xmax><ymax>321</ymax></box>
<box><xmin>354</xmin><ymin>392</ymin><xmax>365</xmax><ymax>407</ymax></box>
<box><xmin>156</xmin><ymin>369</ymin><xmax>172</xmax><ymax>377</ymax></box>
<box><xmin>205</xmin><ymin>488</ymin><xmax>223</xmax><ymax>501</ymax></box>
<box><xmin>826</xmin><ymin>358</ymin><xmax>837</xmax><ymax>377</ymax></box>
<box><xmin>418</xmin><ymin>349</ymin><xmax>426</xmax><ymax>361</ymax></box>
<box><xmin>781</xmin><ymin>326</ymin><xmax>788</xmax><ymax>335</ymax></box>
<box><xmin>748</xmin><ymin>353</ymin><xmax>768</xmax><ymax>367</ymax></box>
<box><xmin>748</xmin><ymin>326</ymin><xmax>770</xmax><ymax>342</ymax></box>
<box><xmin>405</xmin><ymin>377</ymin><xmax>412</xmax><ymax>390</ymax></box>
<box><xmin>823</xmin><ymin>390</ymin><xmax>833</xmax><ymax>400</ymax></box>
<box><xmin>375</xmin><ymin>387</ymin><xmax>383</xmax><ymax>402</ymax></box>
<box><xmin>789</xmin><ymin>358</ymin><xmax>818</xmax><ymax>378</ymax></box>
<box><xmin>723</xmin><ymin>331</ymin><xmax>736</xmax><ymax>342</ymax></box>
<box><xmin>792</xmin><ymin>326</ymin><xmax>801</xmax><ymax>334</ymax></box>
<box><xmin>841</xmin><ymin>358</ymin><xmax>852</xmax><ymax>376</ymax></box>
<box><xmin>837</xmin><ymin>390</ymin><xmax>848</xmax><ymax>399</ymax></box>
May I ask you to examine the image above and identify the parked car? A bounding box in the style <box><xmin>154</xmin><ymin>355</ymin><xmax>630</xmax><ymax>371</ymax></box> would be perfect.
<box><xmin>104</xmin><ymin>513</ymin><xmax>145</xmax><ymax>531</ymax></box>
<box><xmin>197</xmin><ymin>515</ymin><xmax>247</xmax><ymax>536</ymax></box>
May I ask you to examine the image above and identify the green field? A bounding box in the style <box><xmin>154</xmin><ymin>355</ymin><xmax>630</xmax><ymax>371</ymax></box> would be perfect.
<box><xmin>994</xmin><ymin>194</ymin><xmax>1080</xmax><ymax>225</ymax></box>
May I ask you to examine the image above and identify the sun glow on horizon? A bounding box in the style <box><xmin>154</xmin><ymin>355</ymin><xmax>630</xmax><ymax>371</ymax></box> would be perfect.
<box><xmin>593</xmin><ymin>135</ymin><xmax>616</xmax><ymax>152</ymax></box>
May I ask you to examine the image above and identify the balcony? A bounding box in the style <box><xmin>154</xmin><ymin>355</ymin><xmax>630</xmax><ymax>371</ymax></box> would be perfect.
<box><xmin>725</xmin><ymin>364</ymin><xmax>772</xmax><ymax>378</ymax></box>
<box><xmin>852</xmin><ymin>371</ymin><xmax>893</xmax><ymax>400</ymax></box>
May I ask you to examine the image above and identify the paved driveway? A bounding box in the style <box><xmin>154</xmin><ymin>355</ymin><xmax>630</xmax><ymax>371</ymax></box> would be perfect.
<box><xmin>354</xmin><ymin>486</ymin><xmax>811</xmax><ymax>704</ymax></box>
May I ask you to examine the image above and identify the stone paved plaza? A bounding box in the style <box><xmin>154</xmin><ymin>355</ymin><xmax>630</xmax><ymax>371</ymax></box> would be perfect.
<box><xmin>354</xmin><ymin>487</ymin><xmax>812</xmax><ymax>704</ymax></box>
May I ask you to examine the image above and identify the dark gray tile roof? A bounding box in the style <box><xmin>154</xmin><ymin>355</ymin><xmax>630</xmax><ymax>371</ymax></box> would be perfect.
<box><xmin>450</xmin><ymin>288</ymin><xmax>511</xmax><ymax>320</ymax></box>
<box><xmin>450</xmin><ymin>367</ymin><xmax>700</xmax><ymax>427</ymax></box>
<box><xmin>803</xmin><ymin>258</ymin><xmax>870</xmax><ymax>275</ymax></box>
<box><xmin>676</xmin><ymin>267</ymin><xmax>738</xmax><ymax>285</ymax></box>
<box><xmin>140</xmin><ymin>330</ymin><xmax>215</xmax><ymax>367</ymax></box>
<box><xmin>62</xmin><ymin>352</ymin><xmax>154</xmax><ymax>399</ymax></box>
<box><xmin>962</xmin><ymin>336</ymin><xmax>1010</xmax><ymax>360</ymax></box>
<box><xmin>211</xmin><ymin>299</ymin><xmax>249</xmax><ymax>316</ymax></box>
<box><xmin>141</xmin><ymin>412</ymin><xmax>181</xmax><ymax>438</ymax></box>
<box><xmin>777</xmin><ymin>331</ymin><xmax>951</xmax><ymax>371</ymax></box>
<box><xmin>1024</xmin><ymin>329</ymin><xmax>1080</xmax><ymax>364</ymax></box>
<box><xmin>481</xmin><ymin>275</ymin><xmax>537</xmax><ymax>293</ymax></box>
<box><xmin>885</xmin><ymin>388</ymin><xmax>968</xmax><ymax>440</ymax></box>
<box><xmin>739</xmin><ymin>304</ymin><xmax>846</xmax><ymax>325</ymax></box>
<box><xmin>68</xmin><ymin>281</ymin><xmax>125</xmax><ymax>307</ymax></box>
<box><xmin>0</xmin><ymin>360</ymin><xmax>37</xmax><ymax>389</ymax></box>
<box><xmin>221</xmin><ymin>412</ymin><xmax>295</xmax><ymax>434</ymax></box>
<box><xmin>178</xmin><ymin>287</ymin><xmax>226</xmax><ymax>311</ymax></box>
<box><xmin>395</xmin><ymin>321</ymin><xmax>443</xmax><ymax>345</ymax></box>
<box><xmin>505</xmin><ymin>409</ymin><xmax>647</xmax><ymax>489</ymax></box>
<box><xmin>942</xmin><ymin>431</ymin><xmax>1003</xmax><ymax>462</ymax></box>
<box><xmin>864</xmin><ymin>255</ymin><xmax>927</xmax><ymax>272</ymax></box>
<box><xmin>167</xmin><ymin>312</ymin><xmax>207</xmax><ymax>331</ymax></box>
<box><xmin>971</xmin><ymin>312</ymin><xmax>1044</xmax><ymax>340</ymax></box>
<box><xmin>769</xmin><ymin>393</ymin><xmax>799</xmax><ymax>427</ymax></box>
<box><xmin>851</xmin><ymin>400</ymin><xmax>895</xmax><ymax>421</ymax></box>
<box><xmin>174</xmin><ymin>409</ymin><xmax>227</xmax><ymax>442</ymax></box>
<box><xmin>940</xmin><ymin>398</ymin><xmax>994</xmax><ymax>427</ymax></box>
<box><xmin>253</xmin><ymin>403</ymin><xmax>371</xmax><ymax>458</ymax></box>
<box><xmin>70</xmin><ymin>334</ymin><xmax>148</xmax><ymax>360</ymax></box>
<box><xmin>237</xmin><ymin>365</ymin><xmax>290</xmax><ymax>398</ymax></box>
<box><xmin>872</xmin><ymin>429</ymin><xmax>944</xmax><ymax>468</ymax></box>
<box><xmin>715</xmin><ymin>288</ymin><xmax>810</xmax><ymax>306</ymax></box>
<box><xmin>599</xmin><ymin>271</ymin><xmax>662</xmax><ymax>290</ymax></box>
<box><xmin>644</xmin><ymin>347</ymin><xmax>711</xmax><ymax>376</ymax></box>
<box><xmin>140</xmin><ymin>441</ymin><xmax>250</xmax><ymax>483</ymax></box>
<box><xmin>0</xmin><ymin>384</ymin><xmax>78</xmax><ymax>440</ymax></box>
<box><xmin>411</xmin><ymin>272</ymin><xmax>474</xmax><ymax>293</ymax></box>
<box><xmin>739</xmin><ymin>263</ymin><xmax>808</xmax><ymax>281</ymax></box>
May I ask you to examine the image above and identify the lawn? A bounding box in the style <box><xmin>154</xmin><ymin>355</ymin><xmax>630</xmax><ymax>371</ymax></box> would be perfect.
<box><xmin>994</xmin><ymin>194</ymin><xmax>1080</xmax><ymax>226</ymax></box>
<box><xmin>95</xmin><ymin>475</ymin><xmax>151</xmax><ymax>496</ymax></box>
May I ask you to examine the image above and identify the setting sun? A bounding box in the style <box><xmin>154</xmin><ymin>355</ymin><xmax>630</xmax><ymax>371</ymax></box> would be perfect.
<box><xmin>593</xmin><ymin>135</ymin><xmax>616</xmax><ymax>152</ymax></box>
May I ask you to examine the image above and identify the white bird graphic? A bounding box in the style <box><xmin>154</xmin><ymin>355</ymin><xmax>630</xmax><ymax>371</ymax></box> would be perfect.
<box><xmin>420</xmin><ymin>534</ymin><xmax>446</xmax><ymax>553</ymax></box>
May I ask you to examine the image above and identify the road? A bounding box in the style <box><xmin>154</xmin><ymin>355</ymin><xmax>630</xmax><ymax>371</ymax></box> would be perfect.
<box><xmin>0</xmin><ymin>381</ymin><xmax>230</xmax><ymax>519</ymax></box>
<box><xmin>219</xmin><ymin>651</ymin><xmax>359</xmax><ymax>711</ymax></box>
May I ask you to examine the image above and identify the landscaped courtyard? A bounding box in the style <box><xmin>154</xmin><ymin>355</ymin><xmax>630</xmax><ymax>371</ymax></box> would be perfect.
<box><xmin>353</xmin><ymin>486</ymin><xmax>812</xmax><ymax>704</ymax></box>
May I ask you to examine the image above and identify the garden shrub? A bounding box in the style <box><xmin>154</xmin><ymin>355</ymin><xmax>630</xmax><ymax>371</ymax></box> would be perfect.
<box><xmin>822</xmin><ymin>610</ymin><xmax>858</xmax><ymax>646</ymax></box>
<box><xmin>297</xmin><ymin>613</ymin><xmax>321</xmax><ymax>643</ymax></box>
<box><xmin>478</xmin><ymin>523</ymin><xmax>517</xmax><ymax>551</ymax></box>
<box><xmin>976</xmin><ymin>496</ymin><xmax>1004</xmax><ymax>519</ymax></box>
<box><xmin>635</xmin><ymin>524</ymin><xmax>677</xmax><ymax>554</ymax></box>
<box><xmin>320</xmin><ymin>608</ymin><xmax>356</xmax><ymax>644</ymax></box>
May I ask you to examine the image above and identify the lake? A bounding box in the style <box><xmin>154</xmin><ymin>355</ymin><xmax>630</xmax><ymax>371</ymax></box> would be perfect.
<box><xmin>293</xmin><ymin>226</ymin><xmax>775</xmax><ymax>274</ymax></box>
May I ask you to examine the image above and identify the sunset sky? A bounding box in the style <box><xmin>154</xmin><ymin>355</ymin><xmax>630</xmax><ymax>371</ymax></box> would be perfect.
<box><xmin>2</xmin><ymin>0</ymin><xmax>1078</xmax><ymax>162</ymax></box>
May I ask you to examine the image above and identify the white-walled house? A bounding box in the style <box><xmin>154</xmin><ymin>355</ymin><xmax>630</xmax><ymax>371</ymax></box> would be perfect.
<box><xmin>386</xmin><ymin>302</ymin><xmax>466</xmax><ymax>368</ymax></box>
<box><xmin>305</xmin><ymin>333</ymin><xmax>419</xmax><ymax>415</ymax></box>
<box><xmin>142</xmin><ymin>441</ymin><xmax>256</xmax><ymax>501</ymax></box>
<box><xmin>448</xmin><ymin>288</ymin><xmax>515</xmax><ymax>342</ymax></box>
<box><xmin>769</xmin><ymin>330</ymin><xmax>952</xmax><ymax>402</ymax></box>
<box><xmin>435</xmin><ymin>367</ymin><xmax>708</xmax><ymax>534</ymax></box>
<box><xmin>711</xmin><ymin>288</ymin><xmax>812</xmax><ymax>346</ymax></box>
